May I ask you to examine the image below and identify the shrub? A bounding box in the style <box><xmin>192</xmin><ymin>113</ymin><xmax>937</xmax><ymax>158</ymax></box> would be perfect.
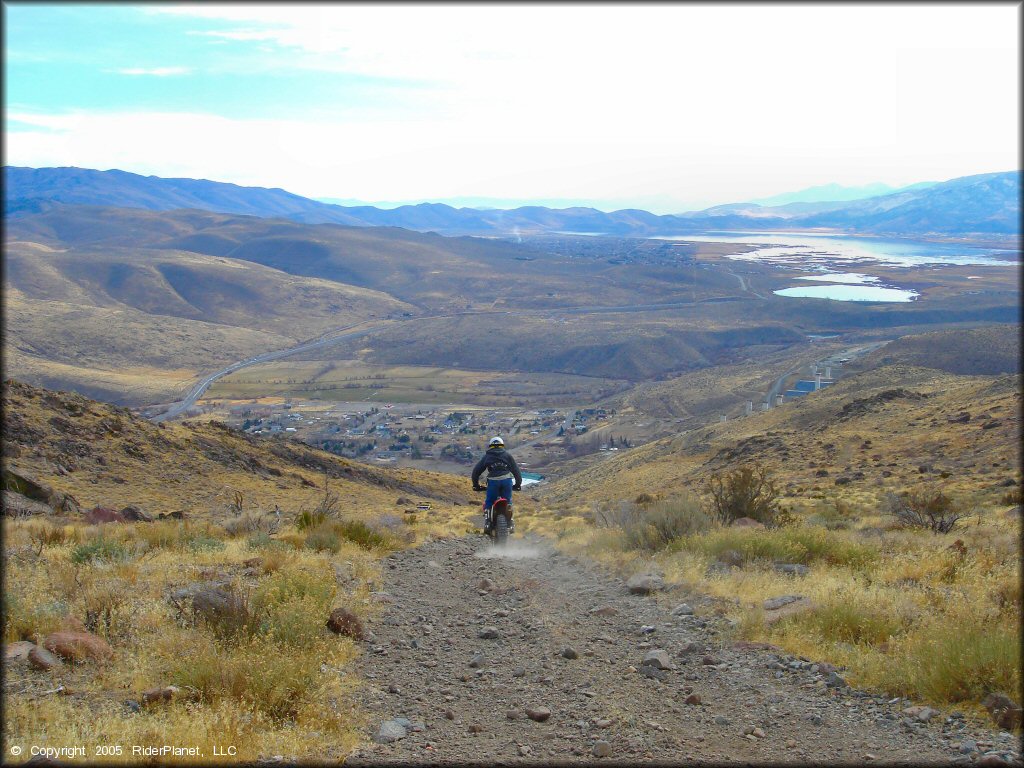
<box><xmin>27</xmin><ymin>521</ymin><xmax>74</xmax><ymax>549</ymax></box>
<box><xmin>681</xmin><ymin>526</ymin><xmax>877</xmax><ymax>569</ymax></box>
<box><xmin>71</xmin><ymin>537</ymin><xmax>131</xmax><ymax>564</ymax></box>
<box><xmin>786</xmin><ymin>598</ymin><xmax>907</xmax><ymax>646</ymax></box>
<box><xmin>335</xmin><ymin>520</ymin><xmax>393</xmax><ymax>551</ymax></box>
<box><xmin>253</xmin><ymin>566</ymin><xmax>335</xmax><ymax>645</ymax></box>
<box><xmin>885</xmin><ymin>622</ymin><xmax>1020</xmax><ymax>705</ymax></box>
<box><xmin>187</xmin><ymin>534</ymin><xmax>226</xmax><ymax>553</ymax></box>
<box><xmin>295</xmin><ymin>509</ymin><xmax>328</xmax><ymax>532</ymax></box>
<box><xmin>706</xmin><ymin>463</ymin><xmax>781</xmax><ymax>526</ymax></box>
<box><xmin>1000</xmin><ymin>487</ymin><xmax>1022</xmax><ymax>505</ymax></box>
<box><xmin>884</xmin><ymin>489</ymin><xmax>971</xmax><ymax>533</ymax></box>
<box><xmin>303</xmin><ymin>524</ymin><xmax>342</xmax><ymax>553</ymax></box>
<box><xmin>623</xmin><ymin>497</ymin><xmax>711</xmax><ymax>551</ymax></box>
<box><xmin>224</xmin><ymin>513</ymin><xmax>268</xmax><ymax>537</ymax></box>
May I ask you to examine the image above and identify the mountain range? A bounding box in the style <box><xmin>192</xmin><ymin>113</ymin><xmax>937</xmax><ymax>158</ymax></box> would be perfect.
<box><xmin>5</xmin><ymin>166</ymin><xmax>1020</xmax><ymax>238</ymax></box>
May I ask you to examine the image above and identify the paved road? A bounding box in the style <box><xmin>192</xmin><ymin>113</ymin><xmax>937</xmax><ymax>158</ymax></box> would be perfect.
<box><xmin>150</xmin><ymin>323</ymin><xmax>383</xmax><ymax>422</ymax></box>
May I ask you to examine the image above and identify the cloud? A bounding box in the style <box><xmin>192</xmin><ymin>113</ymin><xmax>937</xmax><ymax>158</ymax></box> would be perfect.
<box><xmin>115</xmin><ymin>66</ymin><xmax>191</xmax><ymax>77</ymax></box>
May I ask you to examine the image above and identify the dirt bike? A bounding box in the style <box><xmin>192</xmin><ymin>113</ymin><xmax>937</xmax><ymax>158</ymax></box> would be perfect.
<box><xmin>475</xmin><ymin>486</ymin><xmax>515</xmax><ymax>544</ymax></box>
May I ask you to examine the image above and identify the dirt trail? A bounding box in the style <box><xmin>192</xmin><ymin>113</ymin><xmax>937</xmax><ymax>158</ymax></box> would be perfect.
<box><xmin>346</xmin><ymin>534</ymin><xmax>1014</xmax><ymax>765</ymax></box>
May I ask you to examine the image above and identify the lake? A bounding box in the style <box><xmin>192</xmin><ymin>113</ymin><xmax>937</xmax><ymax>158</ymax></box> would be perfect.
<box><xmin>655</xmin><ymin>231</ymin><xmax>1019</xmax><ymax>268</ymax></box>
<box><xmin>773</xmin><ymin>285</ymin><xmax>919</xmax><ymax>302</ymax></box>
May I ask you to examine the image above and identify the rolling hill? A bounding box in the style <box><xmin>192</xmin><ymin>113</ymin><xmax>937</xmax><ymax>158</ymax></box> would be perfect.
<box><xmin>5</xmin><ymin>166</ymin><xmax>1020</xmax><ymax>237</ymax></box>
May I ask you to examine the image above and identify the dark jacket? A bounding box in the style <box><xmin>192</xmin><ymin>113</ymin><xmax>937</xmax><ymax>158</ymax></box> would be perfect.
<box><xmin>471</xmin><ymin>447</ymin><xmax>522</xmax><ymax>487</ymax></box>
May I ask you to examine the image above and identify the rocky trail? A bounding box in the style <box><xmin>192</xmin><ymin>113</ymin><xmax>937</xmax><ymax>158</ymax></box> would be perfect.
<box><xmin>346</xmin><ymin>534</ymin><xmax>1020</xmax><ymax>765</ymax></box>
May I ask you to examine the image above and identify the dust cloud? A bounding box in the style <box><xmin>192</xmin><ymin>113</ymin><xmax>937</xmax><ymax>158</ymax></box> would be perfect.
<box><xmin>474</xmin><ymin>540</ymin><xmax>543</xmax><ymax>560</ymax></box>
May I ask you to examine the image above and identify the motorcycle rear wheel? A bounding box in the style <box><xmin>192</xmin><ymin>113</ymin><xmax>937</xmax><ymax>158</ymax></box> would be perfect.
<box><xmin>494</xmin><ymin>513</ymin><xmax>509</xmax><ymax>545</ymax></box>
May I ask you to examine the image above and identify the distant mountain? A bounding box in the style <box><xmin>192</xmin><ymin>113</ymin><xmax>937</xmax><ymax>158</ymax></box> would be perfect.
<box><xmin>748</xmin><ymin>181</ymin><xmax>936</xmax><ymax>207</ymax></box>
<box><xmin>4</xmin><ymin>166</ymin><xmax>1019</xmax><ymax>238</ymax></box>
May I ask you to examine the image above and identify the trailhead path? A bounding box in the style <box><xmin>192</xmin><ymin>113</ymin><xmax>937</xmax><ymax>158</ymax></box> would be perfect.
<box><xmin>345</xmin><ymin>534</ymin><xmax>1006</xmax><ymax>765</ymax></box>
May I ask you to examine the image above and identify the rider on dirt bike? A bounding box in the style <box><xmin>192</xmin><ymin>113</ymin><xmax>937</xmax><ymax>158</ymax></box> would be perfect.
<box><xmin>471</xmin><ymin>436</ymin><xmax>522</xmax><ymax>533</ymax></box>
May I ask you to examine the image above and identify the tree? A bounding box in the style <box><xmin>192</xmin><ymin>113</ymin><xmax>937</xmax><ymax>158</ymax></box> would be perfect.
<box><xmin>705</xmin><ymin>462</ymin><xmax>780</xmax><ymax>526</ymax></box>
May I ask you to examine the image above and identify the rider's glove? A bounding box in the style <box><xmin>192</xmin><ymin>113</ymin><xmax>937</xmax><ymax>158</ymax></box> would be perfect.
<box><xmin>473</xmin><ymin>484</ymin><xmax>483</xmax><ymax>492</ymax></box>
<box><xmin>513</xmin><ymin>484</ymin><xmax>522</xmax><ymax>492</ymax></box>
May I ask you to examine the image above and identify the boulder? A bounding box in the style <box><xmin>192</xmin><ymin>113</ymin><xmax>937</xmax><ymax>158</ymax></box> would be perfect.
<box><xmin>191</xmin><ymin>588</ymin><xmax>250</xmax><ymax>633</ymax></box>
<box><xmin>2</xmin><ymin>490</ymin><xmax>53</xmax><ymax>517</ymax></box>
<box><xmin>326</xmin><ymin>607</ymin><xmax>365</xmax><ymax>640</ymax></box>
<box><xmin>5</xmin><ymin>640</ymin><xmax>36</xmax><ymax>661</ymax></box>
<box><xmin>120</xmin><ymin>505</ymin><xmax>153</xmax><ymax>523</ymax></box>
<box><xmin>42</xmin><ymin>631</ymin><xmax>113</xmax><ymax>662</ymax></box>
<box><xmin>28</xmin><ymin>645</ymin><xmax>62</xmax><ymax>671</ymax></box>
<box><xmin>141</xmin><ymin>686</ymin><xmax>181</xmax><ymax>705</ymax></box>
<box><xmin>763</xmin><ymin>595</ymin><xmax>805</xmax><ymax>611</ymax></box>
<box><xmin>375</xmin><ymin>720</ymin><xmax>408</xmax><ymax>743</ymax></box>
<box><xmin>626</xmin><ymin>573</ymin><xmax>665</xmax><ymax>594</ymax></box>
<box><xmin>1</xmin><ymin>468</ymin><xmax>80</xmax><ymax>514</ymax></box>
<box><xmin>525</xmin><ymin>706</ymin><xmax>551</xmax><ymax>722</ymax></box>
<box><xmin>982</xmin><ymin>693</ymin><xmax>1022</xmax><ymax>731</ymax></box>
<box><xmin>763</xmin><ymin>596</ymin><xmax>814</xmax><ymax>626</ymax></box>
<box><xmin>641</xmin><ymin>649</ymin><xmax>674</xmax><ymax>670</ymax></box>
<box><xmin>84</xmin><ymin>506</ymin><xmax>125</xmax><ymax>524</ymax></box>
<box><xmin>671</xmin><ymin>603</ymin><xmax>694</xmax><ymax>616</ymax></box>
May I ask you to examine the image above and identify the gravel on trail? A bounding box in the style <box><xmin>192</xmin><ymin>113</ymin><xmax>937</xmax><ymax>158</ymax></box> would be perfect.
<box><xmin>346</xmin><ymin>534</ymin><xmax>1021</xmax><ymax>765</ymax></box>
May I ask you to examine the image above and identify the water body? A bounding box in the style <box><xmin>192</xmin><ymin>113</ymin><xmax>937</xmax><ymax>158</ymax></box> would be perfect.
<box><xmin>521</xmin><ymin>472</ymin><xmax>543</xmax><ymax>486</ymax></box>
<box><xmin>774</xmin><ymin>285</ymin><xmax>919</xmax><ymax>302</ymax></box>
<box><xmin>656</xmin><ymin>231</ymin><xmax>1019</xmax><ymax>267</ymax></box>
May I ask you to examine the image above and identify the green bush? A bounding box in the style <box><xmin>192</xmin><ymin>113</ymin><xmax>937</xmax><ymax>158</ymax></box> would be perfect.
<box><xmin>295</xmin><ymin>509</ymin><xmax>328</xmax><ymax>532</ymax></box>
<box><xmin>303</xmin><ymin>524</ymin><xmax>342</xmax><ymax>553</ymax></box>
<box><xmin>253</xmin><ymin>566</ymin><xmax>335</xmax><ymax>645</ymax></box>
<box><xmin>681</xmin><ymin>526</ymin><xmax>877</xmax><ymax>568</ymax></box>
<box><xmin>623</xmin><ymin>496</ymin><xmax>711</xmax><ymax>551</ymax></box>
<box><xmin>71</xmin><ymin>537</ymin><xmax>131</xmax><ymax>564</ymax></box>
<box><xmin>335</xmin><ymin>519</ymin><xmax>393</xmax><ymax>551</ymax></box>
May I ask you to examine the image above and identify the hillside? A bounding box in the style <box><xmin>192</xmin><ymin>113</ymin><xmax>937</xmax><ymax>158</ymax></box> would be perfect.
<box><xmin>539</xmin><ymin>363</ymin><xmax>1021</xmax><ymax>507</ymax></box>
<box><xmin>2</xmin><ymin>379</ymin><xmax>472</xmax><ymax>516</ymax></box>
<box><xmin>854</xmin><ymin>324</ymin><xmax>1020</xmax><ymax>376</ymax></box>
<box><xmin>6</xmin><ymin>166</ymin><xmax>1019</xmax><ymax>238</ymax></box>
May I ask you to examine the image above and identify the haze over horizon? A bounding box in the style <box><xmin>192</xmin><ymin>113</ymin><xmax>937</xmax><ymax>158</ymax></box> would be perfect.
<box><xmin>5</xmin><ymin>3</ymin><xmax>1020</xmax><ymax>214</ymax></box>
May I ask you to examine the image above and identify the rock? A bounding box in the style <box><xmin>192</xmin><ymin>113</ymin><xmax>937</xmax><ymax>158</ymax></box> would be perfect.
<box><xmin>592</xmin><ymin>740</ymin><xmax>613</xmax><ymax>758</ymax></box>
<box><xmin>477</xmin><ymin>578</ymin><xmax>496</xmax><ymax>592</ymax></box>
<box><xmin>84</xmin><ymin>506</ymin><xmax>125</xmax><ymax>524</ymax></box>
<box><xmin>960</xmin><ymin>740</ymin><xmax>977</xmax><ymax>754</ymax></box>
<box><xmin>763</xmin><ymin>595</ymin><xmax>804</xmax><ymax>611</ymax></box>
<box><xmin>752</xmin><ymin>727</ymin><xmax>765</xmax><ymax>738</ymax></box>
<box><xmin>684</xmin><ymin>693</ymin><xmax>702</xmax><ymax>705</ymax></box>
<box><xmin>518</xmin><ymin>745</ymin><xmax>532</xmax><ymax>756</ymax></box>
<box><xmin>326</xmin><ymin>607</ymin><xmax>365</xmax><ymax>640</ymax></box>
<box><xmin>469</xmin><ymin>653</ymin><xmax>485</xmax><ymax>668</ymax></box>
<box><xmin>396</xmin><ymin>497</ymin><xmax>412</xmax><ymax>506</ymax></box>
<box><xmin>478</xmin><ymin>626</ymin><xmax>499</xmax><ymax>639</ymax></box>
<box><xmin>641</xmin><ymin>650</ymin><xmax>674</xmax><ymax>670</ymax></box>
<box><xmin>141</xmin><ymin>686</ymin><xmax>180</xmax><ymax>705</ymax></box>
<box><xmin>2</xmin><ymin>468</ymin><xmax>80</xmax><ymax>514</ymax></box>
<box><xmin>671</xmin><ymin>603</ymin><xmax>694</xmax><ymax>616</ymax></box>
<box><xmin>124</xmin><ymin>699</ymin><xmax>142</xmax><ymax>714</ymax></box>
<box><xmin>714</xmin><ymin>715</ymin><xmax>730</xmax><ymax>726</ymax></box>
<box><xmin>42</xmin><ymin>631</ymin><xmax>113</xmax><ymax>662</ymax></box>
<box><xmin>982</xmin><ymin>693</ymin><xmax>1023</xmax><ymax>731</ymax></box>
<box><xmin>28</xmin><ymin>645</ymin><xmax>62</xmax><ymax>671</ymax></box>
<box><xmin>590</xmin><ymin>606</ymin><xmax>619</xmax><ymax>616</ymax></box>
<box><xmin>513</xmin><ymin>666</ymin><xmax>526</xmax><ymax>677</ymax></box>
<box><xmin>375</xmin><ymin>720</ymin><xmax>408</xmax><ymax>743</ymax></box>
<box><xmin>773</xmin><ymin>563</ymin><xmax>810</xmax><ymax>576</ymax></box>
<box><xmin>444</xmin><ymin>709</ymin><xmax>455</xmax><ymax>720</ymax></box>
<box><xmin>825</xmin><ymin>671</ymin><xmax>848</xmax><ymax>688</ymax></box>
<box><xmin>561</xmin><ymin>647</ymin><xmax>579</xmax><ymax>660</ymax></box>
<box><xmin>5</xmin><ymin>640</ymin><xmax>35</xmax><ymax>661</ymax></box>
<box><xmin>732</xmin><ymin>517</ymin><xmax>765</xmax><ymax>529</ymax></box>
<box><xmin>595</xmin><ymin>718</ymin><xmax>613</xmax><ymax>728</ymax></box>
<box><xmin>192</xmin><ymin>588</ymin><xmax>249</xmax><ymax>634</ymax></box>
<box><xmin>468</xmin><ymin>724</ymin><xmax>485</xmax><ymax>734</ymax></box>
<box><xmin>640</xmin><ymin>665</ymin><xmax>668</xmax><ymax>682</ymax></box>
<box><xmin>526</xmin><ymin>706</ymin><xmax>551</xmax><ymax>722</ymax></box>
<box><xmin>701</xmin><ymin>656</ymin><xmax>723</xmax><ymax>666</ymax></box>
<box><xmin>506</xmin><ymin>709</ymin><xmax>522</xmax><ymax>720</ymax></box>
<box><xmin>119</xmin><ymin>505</ymin><xmax>153</xmax><ymax>522</ymax></box>
<box><xmin>763</xmin><ymin>596</ymin><xmax>815</xmax><ymax>626</ymax></box>
<box><xmin>626</xmin><ymin>573</ymin><xmax>665</xmax><ymax>594</ymax></box>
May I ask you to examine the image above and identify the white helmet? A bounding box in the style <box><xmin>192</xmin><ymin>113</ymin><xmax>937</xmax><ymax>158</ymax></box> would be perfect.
<box><xmin>488</xmin><ymin>436</ymin><xmax>504</xmax><ymax>447</ymax></box>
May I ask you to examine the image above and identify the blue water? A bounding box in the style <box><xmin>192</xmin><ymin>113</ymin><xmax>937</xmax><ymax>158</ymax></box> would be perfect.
<box><xmin>774</xmin><ymin>285</ymin><xmax>918</xmax><ymax>302</ymax></box>
<box><xmin>655</xmin><ymin>231</ymin><xmax>1019</xmax><ymax>267</ymax></box>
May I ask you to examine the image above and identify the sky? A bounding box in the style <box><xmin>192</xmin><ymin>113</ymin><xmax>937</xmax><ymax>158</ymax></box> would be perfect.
<box><xmin>4</xmin><ymin>3</ymin><xmax>1020</xmax><ymax>213</ymax></box>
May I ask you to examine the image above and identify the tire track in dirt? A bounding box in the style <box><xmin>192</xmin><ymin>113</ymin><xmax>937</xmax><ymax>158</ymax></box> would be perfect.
<box><xmin>345</xmin><ymin>534</ymin><xmax>1004</xmax><ymax>764</ymax></box>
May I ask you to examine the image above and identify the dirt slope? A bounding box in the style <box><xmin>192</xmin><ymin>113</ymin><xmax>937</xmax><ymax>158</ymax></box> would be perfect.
<box><xmin>345</xmin><ymin>534</ymin><xmax>1012</xmax><ymax>765</ymax></box>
